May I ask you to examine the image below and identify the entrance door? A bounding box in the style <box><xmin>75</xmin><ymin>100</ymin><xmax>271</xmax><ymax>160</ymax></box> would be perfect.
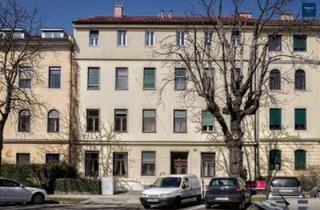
<box><xmin>171</xmin><ymin>152</ymin><xmax>188</xmax><ymax>174</ymax></box>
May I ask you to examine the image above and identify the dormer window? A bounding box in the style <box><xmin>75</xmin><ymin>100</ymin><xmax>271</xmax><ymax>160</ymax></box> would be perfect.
<box><xmin>41</xmin><ymin>29</ymin><xmax>65</xmax><ymax>39</ymax></box>
<box><xmin>13</xmin><ymin>32</ymin><xmax>24</xmax><ymax>39</ymax></box>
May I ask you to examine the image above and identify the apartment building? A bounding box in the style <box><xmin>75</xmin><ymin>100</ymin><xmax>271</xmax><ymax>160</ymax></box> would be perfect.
<box><xmin>73</xmin><ymin>5</ymin><xmax>320</xmax><ymax>186</ymax></box>
<box><xmin>2</xmin><ymin>28</ymin><xmax>73</xmax><ymax>165</ymax></box>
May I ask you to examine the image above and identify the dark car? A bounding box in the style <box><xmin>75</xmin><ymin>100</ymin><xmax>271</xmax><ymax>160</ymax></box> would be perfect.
<box><xmin>205</xmin><ymin>177</ymin><xmax>251</xmax><ymax>209</ymax></box>
<box><xmin>267</xmin><ymin>177</ymin><xmax>304</xmax><ymax>200</ymax></box>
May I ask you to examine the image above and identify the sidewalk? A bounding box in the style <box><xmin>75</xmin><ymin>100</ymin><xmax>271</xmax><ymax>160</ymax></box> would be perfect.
<box><xmin>49</xmin><ymin>191</ymin><xmax>142</xmax><ymax>205</ymax></box>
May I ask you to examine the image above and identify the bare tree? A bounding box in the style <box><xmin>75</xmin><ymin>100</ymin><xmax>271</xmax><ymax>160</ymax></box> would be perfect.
<box><xmin>0</xmin><ymin>0</ymin><xmax>44</xmax><ymax>172</ymax></box>
<box><xmin>156</xmin><ymin>0</ymin><xmax>311</xmax><ymax>177</ymax></box>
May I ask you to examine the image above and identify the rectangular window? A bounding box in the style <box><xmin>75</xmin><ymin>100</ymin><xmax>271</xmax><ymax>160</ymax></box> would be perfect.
<box><xmin>268</xmin><ymin>34</ymin><xmax>282</xmax><ymax>51</ymax></box>
<box><xmin>269</xmin><ymin>108</ymin><xmax>281</xmax><ymax>130</ymax></box>
<box><xmin>231</xmin><ymin>31</ymin><xmax>240</xmax><ymax>46</ymax></box>
<box><xmin>89</xmin><ymin>30</ymin><xmax>99</xmax><ymax>46</ymax></box>
<box><xmin>293</xmin><ymin>35</ymin><xmax>307</xmax><ymax>51</ymax></box>
<box><xmin>201</xmin><ymin>153</ymin><xmax>215</xmax><ymax>177</ymax></box>
<box><xmin>115</xmin><ymin>68</ymin><xmax>128</xmax><ymax>90</ymax></box>
<box><xmin>171</xmin><ymin>152</ymin><xmax>188</xmax><ymax>174</ymax></box>
<box><xmin>204</xmin><ymin>31</ymin><xmax>213</xmax><ymax>46</ymax></box>
<box><xmin>176</xmin><ymin>31</ymin><xmax>186</xmax><ymax>46</ymax></box>
<box><xmin>48</xmin><ymin>67</ymin><xmax>61</xmax><ymax>88</ymax></box>
<box><xmin>86</xmin><ymin>109</ymin><xmax>99</xmax><ymax>132</ymax></box>
<box><xmin>143</xmin><ymin>109</ymin><xmax>156</xmax><ymax>133</ymax></box>
<box><xmin>85</xmin><ymin>151</ymin><xmax>99</xmax><ymax>177</ymax></box>
<box><xmin>174</xmin><ymin>110</ymin><xmax>187</xmax><ymax>133</ymax></box>
<box><xmin>19</xmin><ymin>66</ymin><xmax>32</xmax><ymax>88</ymax></box>
<box><xmin>16</xmin><ymin>153</ymin><xmax>30</xmax><ymax>165</ymax></box>
<box><xmin>204</xmin><ymin>68</ymin><xmax>213</xmax><ymax>91</ymax></box>
<box><xmin>141</xmin><ymin>151</ymin><xmax>155</xmax><ymax>176</ymax></box>
<box><xmin>143</xmin><ymin>68</ymin><xmax>155</xmax><ymax>89</ymax></box>
<box><xmin>269</xmin><ymin>150</ymin><xmax>281</xmax><ymax>170</ymax></box>
<box><xmin>202</xmin><ymin>111</ymin><xmax>214</xmax><ymax>132</ymax></box>
<box><xmin>87</xmin><ymin>67</ymin><xmax>99</xmax><ymax>90</ymax></box>
<box><xmin>117</xmin><ymin>30</ymin><xmax>127</xmax><ymax>46</ymax></box>
<box><xmin>45</xmin><ymin>154</ymin><xmax>60</xmax><ymax>164</ymax></box>
<box><xmin>145</xmin><ymin>31</ymin><xmax>155</xmax><ymax>46</ymax></box>
<box><xmin>18</xmin><ymin>110</ymin><xmax>31</xmax><ymax>132</ymax></box>
<box><xmin>115</xmin><ymin>109</ymin><xmax>127</xmax><ymax>132</ymax></box>
<box><xmin>295</xmin><ymin>150</ymin><xmax>306</xmax><ymax>170</ymax></box>
<box><xmin>113</xmin><ymin>152</ymin><xmax>128</xmax><ymax>176</ymax></box>
<box><xmin>295</xmin><ymin>108</ymin><xmax>306</xmax><ymax>130</ymax></box>
<box><xmin>175</xmin><ymin>68</ymin><xmax>186</xmax><ymax>90</ymax></box>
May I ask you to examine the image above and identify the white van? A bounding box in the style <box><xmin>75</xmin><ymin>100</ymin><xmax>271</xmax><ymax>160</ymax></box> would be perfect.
<box><xmin>140</xmin><ymin>174</ymin><xmax>202</xmax><ymax>209</ymax></box>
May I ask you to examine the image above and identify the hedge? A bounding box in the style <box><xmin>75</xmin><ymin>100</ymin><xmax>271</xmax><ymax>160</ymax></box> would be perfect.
<box><xmin>1</xmin><ymin>163</ymin><xmax>78</xmax><ymax>193</ymax></box>
<box><xmin>55</xmin><ymin>178</ymin><xmax>101</xmax><ymax>194</ymax></box>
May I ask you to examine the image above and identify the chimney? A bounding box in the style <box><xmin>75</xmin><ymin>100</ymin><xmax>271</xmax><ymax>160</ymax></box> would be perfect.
<box><xmin>280</xmin><ymin>12</ymin><xmax>294</xmax><ymax>20</ymax></box>
<box><xmin>114</xmin><ymin>3</ymin><xmax>123</xmax><ymax>17</ymax></box>
<box><xmin>168</xmin><ymin>10</ymin><xmax>173</xmax><ymax>18</ymax></box>
<box><xmin>160</xmin><ymin>10</ymin><xmax>164</xmax><ymax>18</ymax></box>
<box><xmin>239</xmin><ymin>12</ymin><xmax>252</xmax><ymax>19</ymax></box>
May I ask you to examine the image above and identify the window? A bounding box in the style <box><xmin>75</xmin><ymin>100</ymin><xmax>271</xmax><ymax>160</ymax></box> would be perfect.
<box><xmin>46</xmin><ymin>154</ymin><xmax>60</xmax><ymax>164</ymax></box>
<box><xmin>143</xmin><ymin>109</ymin><xmax>156</xmax><ymax>133</ymax></box>
<box><xmin>295</xmin><ymin>69</ymin><xmax>306</xmax><ymax>90</ymax></box>
<box><xmin>174</xmin><ymin>110</ymin><xmax>187</xmax><ymax>133</ymax></box>
<box><xmin>203</xmin><ymin>68</ymin><xmax>213</xmax><ymax>91</ymax></box>
<box><xmin>295</xmin><ymin>150</ymin><xmax>306</xmax><ymax>170</ymax></box>
<box><xmin>115</xmin><ymin>109</ymin><xmax>127</xmax><ymax>132</ymax></box>
<box><xmin>89</xmin><ymin>30</ymin><xmax>99</xmax><ymax>46</ymax></box>
<box><xmin>268</xmin><ymin>34</ymin><xmax>282</xmax><ymax>51</ymax></box>
<box><xmin>176</xmin><ymin>31</ymin><xmax>186</xmax><ymax>46</ymax></box>
<box><xmin>269</xmin><ymin>108</ymin><xmax>281</xmax><ymax>130</ymax></box>
<box><xmin>269</xmin><ymin>149</ymin><xmax>281</xmax><ymax>170</ymax></box>
<box><xmin>87</xmin><ymin>67</ymin><xmax>99</xmax><ymax>90</ymax></box>
<box><xmin>113</xmin><ymin>152</ymin><xmax>128</xmax><ymax>176</ymax></box>
<box><xmin>85</xmin><ymin>151</ymin><xmax>99</xmax><ymax>177</ymax></box>
<box><xmin>171</xmin><ymin>152</ymin><xmax>188</xmax><ymax>174</ymax></box>
<box><xmin>202</xmin><ymin>111</ymin><xmax>214</xmax><ymax>132</ymax></box>
<box><xmin>231</xmin><ymin>31</ymin><xmax>240</xmax><ymax>46</ymax></box>
<box><xmin>86</xmin><ymin>109</ymin><xmax>99</xmax><ymax>132</ymax></box>
<box><xmin>204</xmin><ymin>31</ymin><xmax>213</xmax><ymax>46</ymax></box>
<box><xmin>115</xmin><ymin>68</ymin><xmax>128</xmax><ymax>90</ymax></box>
<box><xmin>47</xmin><ymin>109</ymin><xmax>60</xmax><ymax>133</ymax></box>
<box><xmin>18</xmin><ymin>109</ymin><xmax>31</xmax><ymax>132</ymax></box>
<box><xmin>295</xmin><ymin>108</ymin><xmax>306</xmax><ymax>130</ymax></box>
<box><xmin>141</xmin><ymin>151</ymin><xmax>155</xmax><ymax>176</ymax></box>
<box><xmin>201</xmin><ymin>153</ymin><xmax>215</xmax><ymax>177</ymax></box>
<box><xmin>117</xmin><ymin>30</ymin><xmax>127</xmax><ymax>46</ymax></box>
<box><xmin>42</xmin><ymin>31</ymin><xmax>64</xmax><ymax>39</ymax></box>
<box><xmin>16</xmin><ymin>153</ymin><xmax>30</xmax><ymax>165</ymax></box>
<box><xmin>145</xmin><ymin>30</ymin><xmax>155</xmax><ymax>46</ymax></box>
<box><xmin>293</xmin><ymin>35</ymin><xmax>307</xmax><ymax>51</ymax></box>
<box><xmin>175</xmin><ymin>68</ymin><xmax>186</xmax><ymax>90</ymax></box>
<box><xmin>19</xmin><ymin>66</ymin><xmax>32</xmax><ymax>88</ymax></box>
<box><xmin>48</xmin><ymin>67</ymin><xmax>61</xmax><ymax>88</ymax></box>
<box><xmin>0</xmin><ymin>179</ymin><xmax>20</xmax><ymax>187</ymax></box>
<box><xmin>143</xmin><ymin>68</ymin><xmax>155</xmax><ymax>89</ymax></box>
<box><xmin>269</xmin><ymin>69</ymin><xmax>281</xmax><ymax>90</ymax></box>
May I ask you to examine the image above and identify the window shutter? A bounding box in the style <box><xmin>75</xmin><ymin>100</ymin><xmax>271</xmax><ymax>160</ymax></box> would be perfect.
<box><xmin>142</xmin><ymin>152</ymin><xmax>155</xmax><ymax>164</ymax></box>
<box><xmin>270</xmin><ymin>109</ymin><xmax>281</xmax><ymax>126</ymax></box>
<box><xmin>295</xmin><ymin>109</ymin><xmax>306</xmax><ymax>125</ymax></box>
<box><xmin>294</xmin><ymin>35</ymin><xmax>306</xmax><ymax>50</ymax></box>
<box><xmin>175</xmin><ymin>110</ymin><xmax>186</xmax><ymax>118</ymax></box>
<box><xmin>144</xmin><ymin>110</ymin><xmax>155</xmax><ymax>118</ymax></box>
<box><xmin>295</xmin><ymin>150</ymin><xmax>306</xmax><ymax>170</ymax></box>
<box><xmin>88</xmin><ymin>68</ymin><xmax>99</xmax><ymax>86</ymax></box>
<box><xmin>202</xmin><ymin>111</ymin><xmax>214</xmax><ymax>126</ymax></box>
<box><xmin>144</xmin><ymin>68</ymin><xmax>155</xmax><ymax>88</ymax></box>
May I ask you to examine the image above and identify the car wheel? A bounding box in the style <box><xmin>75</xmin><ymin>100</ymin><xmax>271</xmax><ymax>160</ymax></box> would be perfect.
<box><xmin>142</xmin><ymin>204</ymin><xmax>151</xmax><ymax>209</ymax></box>
<box><xmin>174</xmin><ymin>197</ymin><xmax>181</xmax><ymax>208</ymax></box>
<box><xmin>196</xmin><ymin>195</ymin><xmax>201</xmax><ymax>203</ymax></box>
<box><xmin>31</xmin><ymin>193</ymin><xmax>44</xmax><ymax>204</ymax></box>
<box><xmin>205</xmin><ymin>203</ymin><xmax>211</xmax><ymax>209</ymax></box>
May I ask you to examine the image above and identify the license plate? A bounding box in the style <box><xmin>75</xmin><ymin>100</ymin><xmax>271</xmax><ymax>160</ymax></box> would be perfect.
<box><xmin>147</xmin><ymin>199</ymin><xmax>159</xmax><ymax>202</ymax></box>
<box><xmin>280</xmin><ymin>189</ymin><xmax>293</xmax><ymax>193</ymax></box>
<box><xmin>215</xmin><ymin>197</ymin><xmax>229</xmax><ymax>201</ymax></box>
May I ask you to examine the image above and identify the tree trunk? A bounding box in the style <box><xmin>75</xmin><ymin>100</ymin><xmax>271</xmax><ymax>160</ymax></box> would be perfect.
<box><xmin>227</xmin><ymin>138</ymin><xmax>244</xmax><ymax>177</ymax></box>
<box><xmin>0</xmin><ymin>132</ymin><xmax>3</xmax><ymax>176</ymax></box>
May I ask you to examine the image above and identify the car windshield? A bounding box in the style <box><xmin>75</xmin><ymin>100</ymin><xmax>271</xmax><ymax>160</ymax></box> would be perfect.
<box><xmin>152</xmin><ymin>177</ymin><xmax>181</xmax><ymax>188</ymax></box>
<box><xmin>210</xmin><ymin>179</ymin><xmax>237</xmax><ymax>186</ymax></box>
<box><xmin>271</xmin><ymin>178</ymin><xmax>300</xmax><ymax>187</ymax></box>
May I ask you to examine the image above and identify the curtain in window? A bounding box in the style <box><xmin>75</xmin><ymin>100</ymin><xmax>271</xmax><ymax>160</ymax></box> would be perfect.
<box><xmin>175</xmin><ymin>68</ymin><xmax>186</xmax><ymax>90</ymax></box>
<box><xmin>48</xmin><ymin>109</ymin><xmax>60</xmax><ymax>132</ymax></box>
<box><xmin>201</xmin><ymin>153</ymin><xmax>215</xmax><ymax>177</ymax></box>
<box><xmin>144</xmin><ymin>68</ymin><xmax>155</xmax><ymax>89</ymax></box>
<box><xmin>143</xmin><ymin>110</ymin><xmax>156</xmax><ymax>132</ymax></box>
<box><xmin>88</xmin><ymin>68</ymin><xmax>99</xmax><ymax>89</ymax></box>
<box><xmin>142</xmin><ymin>152</ymin><xmax>155</xmax><ymax>175</ymax></box>
<box><xmin>116</xmin><ymin>68</ymin><xmax>128</xmax><ymax>89</ymax></box>
<box><xmin>113</xmin><ymin>153</ymin><xmax>128</xmax><ymax>176</ymax></box>
<box><xmin>174</xmin><ymin>110</ymin><xmax>186</xmax><ymax>132</ymax></box>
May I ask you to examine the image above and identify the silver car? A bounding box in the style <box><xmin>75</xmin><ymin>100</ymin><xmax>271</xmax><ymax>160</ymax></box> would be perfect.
<box><xmin>0</xmin><ymin>178</ymin><xmax>47</xmax><ymax>204</ymax></box>
<box><xmin>267</xmin><ymin>177</ymin><xmax>304</xmax><ymax>201</ymax></box>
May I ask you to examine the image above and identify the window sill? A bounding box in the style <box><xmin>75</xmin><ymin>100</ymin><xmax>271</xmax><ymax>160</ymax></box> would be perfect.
<box><xmin>115</xmin><ymin>89</ymin><xmax>129</xmax><ymax>91</ymax></box>
<box><xmin>86</xmin><ymin>131</ymin><xmax>100</xmax><ymax>133</ymax></box>
<box><xmin>143</xmin><ymin>88</ymin><xmax>156</xmax><ymax>91</ymax></box>
<box><xmin>87</xmin><ymin>88</ymin><xmax>100</xmax><ymax>90</ymax></box>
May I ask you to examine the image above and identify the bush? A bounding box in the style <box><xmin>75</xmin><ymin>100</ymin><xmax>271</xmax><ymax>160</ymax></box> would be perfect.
<box><xmin>1</xmin><ymin>163</ymin><xmax>78</xmax><ymax>193</ymax></box>
<box><xmin>55</xmin><ymin>178</ymin><xmax>101</xmax><ymax>194</ymax></box>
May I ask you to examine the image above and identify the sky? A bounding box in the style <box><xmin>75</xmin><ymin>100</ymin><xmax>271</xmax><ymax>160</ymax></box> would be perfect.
<box><xmin>18</xmin><ymin>0</ymin><xmax>312</xmax><ymax>34</ymax></box>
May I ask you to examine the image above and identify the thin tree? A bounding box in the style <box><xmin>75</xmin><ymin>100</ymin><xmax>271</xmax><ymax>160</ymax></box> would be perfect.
<box><xmin>0</xmin><ymin>0</ymin><xmax>44</xmax><ymax>172</ymax></box>
<box><xmin>157</xmin><ymin>0</ymin><xmax>307</xmax><ymax>177</ymax></box>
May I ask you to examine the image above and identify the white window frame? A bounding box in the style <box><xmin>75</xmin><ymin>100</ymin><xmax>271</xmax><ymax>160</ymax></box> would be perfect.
<box><xmin>176</xmin><ymin>31</ymin><xmax>186</xmax><ymax>46</ymax></box>
<box><xmin>117</xmin><ymin>30</ymin><xmax>127</xmax><ymax>46</ymax></box>
<box><xmin>145</xmin><ymin>30</ymin><xmax>155</xmax><ymax>47</ymax></box>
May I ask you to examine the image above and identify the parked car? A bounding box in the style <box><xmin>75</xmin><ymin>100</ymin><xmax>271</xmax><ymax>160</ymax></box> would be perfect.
<box><xmin>205</xmin><ymin>177</ymin><xmax>251</xmax><ymax>209</ymax></box>
<box><xmin>140</xmin><ymin>174</ymin><xmax>202</xmax><ymax>209</ymax></box>
<box><xmin>267</xmin><ymin>176</ymin><xmax>304</xmax><ymax>200</ymax></box>
<box><xmin>0</xmin><ymin>177</ymin><xmax>47</xmax><ymax>204</ymax></box>
<box><xmin>309</xmin><ymin>185</ymin><xmax>320</xmax><ymax>198</ymax></box>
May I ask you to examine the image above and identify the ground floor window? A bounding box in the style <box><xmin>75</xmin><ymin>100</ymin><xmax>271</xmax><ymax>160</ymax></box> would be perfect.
<box><xmin>141</xmin><ymin>151</ymin><xmax>155</xmax><ymax>176</ymax></box>
<box><xmin>201</xmin><ymin>153</ymin><xmax>215</xmax><ymax>177</ymax></box>
<box><xmin>16</xmin><ymin>153</ymin><xmax>30</xmax><ymax>165</ymax></box>
<box><xmin>113</xmin><ymin>152</ymin><xmax>128</xmax><ymax>176</ymax></box>
<box><xmin>295</xmin><ymin>150</ymin><xmax>306</xmax><ymax>170</ymax></box>
<box><xmin>269</xmin><ymin>149</ymin><xmax>281</xmax><ymax>170</ymax></box>
<box><xmin>171</xmin><ymin>152</ymin><xmax>188</xmax><ymax>174</ymax></box>
<box><xmin>46</xmin><ymin>153</ymin><xmax>60</xmax><ymax>164</ymax></box>
<box><xmin>85</xmin><ymin>151</ymin><xmax>99</xmax><ymax>177</ymax></box>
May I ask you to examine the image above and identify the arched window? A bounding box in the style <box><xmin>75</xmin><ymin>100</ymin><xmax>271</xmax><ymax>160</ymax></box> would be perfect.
<box><xmin>18</xmin><ymin>109</ymin><xmax>31</xmax><ymax>132</ymax></box>
<box><xmin>47</xmin><ymin>109</ymin><xmax>60</xmax><ymax>133</ymax></box>
<box><xmin>295</xmin><ymin>69</ymin><xmax>306</xmax><ymax>90</ymax></box>
<box><xmin>294</xmin><ymin>150</ymin><xmax>306</xmax><ymax>170</ymax></box>
<box><xmin>269</xmin><ymin>149</ymin><xmax>281</xmax><ymax>170</ymax></box>
<box><xmin>269</xmin><ymin>69</ymin><xmax>281</xmax><ymax>90</ymax></box>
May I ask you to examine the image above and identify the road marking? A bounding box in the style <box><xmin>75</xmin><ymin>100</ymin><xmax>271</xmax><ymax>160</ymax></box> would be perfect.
<box><xmin>183</xmin><ymin>204</ymin><xmax>205</xmax><ymax>210</ymax></box>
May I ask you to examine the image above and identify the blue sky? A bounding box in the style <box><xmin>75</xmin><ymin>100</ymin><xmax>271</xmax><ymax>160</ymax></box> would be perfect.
<box><xmin>19</xmin><ymin>0</ymin><xmax>311</xmax><ymax>34</ymax></box>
